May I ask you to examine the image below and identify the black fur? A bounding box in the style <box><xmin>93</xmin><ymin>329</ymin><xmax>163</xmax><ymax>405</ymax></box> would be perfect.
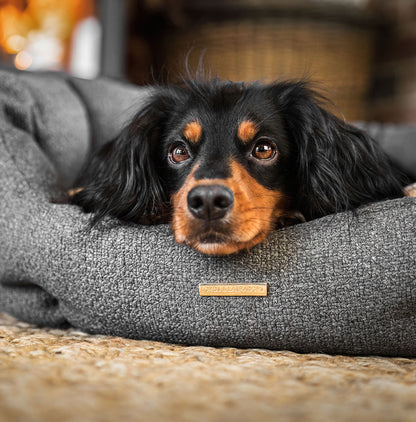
<box><xmin>71</xmin><ymin>79</ymin><xmax>404</xmax><ymax>225</ymax></box>
<box><xmin>72</xmin><ymin>91</ymin><xmax>177</xmax><ymax>224</ymax></box>
<box><xmin>271</xmin><ymin>82</ymin><xmax>404</xmax><ymax>220</ymax></box>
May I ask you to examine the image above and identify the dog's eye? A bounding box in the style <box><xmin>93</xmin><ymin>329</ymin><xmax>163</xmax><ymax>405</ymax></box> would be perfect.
<box><xmin>169</xmin><ymin>143</ymin><xmax>190</xmax><ymax>164</ymax></box>
<box><xmin>252</xmin><ymin>139</ymin><xmax>277</xmax><ymax>160</ymax></box>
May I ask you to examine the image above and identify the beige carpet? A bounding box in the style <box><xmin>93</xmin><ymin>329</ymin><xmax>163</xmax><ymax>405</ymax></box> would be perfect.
<box><xmin>0</xmin><ymin>313</ymin><xmax>415</xmax><ymax>422</ymax></box>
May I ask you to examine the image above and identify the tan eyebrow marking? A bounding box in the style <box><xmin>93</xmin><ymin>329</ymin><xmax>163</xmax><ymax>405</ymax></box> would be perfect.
<box><xmin>183</xmin><ymin>121</ymin><xmax>202</xmax><ymax>144</ymax></box>
<box><xmin>238</xmin><ymin>120</ymin><xmax>258</xmax><ymax>143</ymax></box>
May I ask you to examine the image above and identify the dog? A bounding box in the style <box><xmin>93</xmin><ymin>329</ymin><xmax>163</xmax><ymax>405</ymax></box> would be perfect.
<box><xmin>70</xmin><ymin>79</ymin><xmax>406</xmax><ymax>255</ymax></box>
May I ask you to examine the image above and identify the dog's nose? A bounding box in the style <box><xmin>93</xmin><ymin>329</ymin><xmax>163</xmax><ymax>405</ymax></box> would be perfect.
<box><xmin>187</xmin><ymin>185</ymin><xmax>234</xmax><ymax>220</ymax></box>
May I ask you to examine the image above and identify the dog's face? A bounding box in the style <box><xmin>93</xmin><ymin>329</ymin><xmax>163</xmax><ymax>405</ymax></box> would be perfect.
<box><xmin>158</xmin><ymin>85</ymin><xmax>296</xmax><ymax>254</ymax></box>
<box><xmin>72</xmin><ymin>80</ymin><xmax>404</xmax><ymax>255</ymax></box>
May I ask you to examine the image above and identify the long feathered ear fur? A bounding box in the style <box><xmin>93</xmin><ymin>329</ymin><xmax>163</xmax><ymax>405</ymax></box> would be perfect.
<box><xmin>273</xmin><ymin>82</ymin><xmax>404</xmax><ymax>220</ymax></box>
<box><xmin>71</xmin><ymin>91</ymin><xmax>176</xmax><ymax>225</ymax></box>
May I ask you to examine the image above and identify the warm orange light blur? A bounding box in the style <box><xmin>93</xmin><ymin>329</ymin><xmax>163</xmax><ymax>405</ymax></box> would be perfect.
<box><xmin>0</xmin><ymin>4</ymin><xmax>32</xmax><ymax>53</ymax></box>
<box><xmin>0</xmin><ymin>0</ymin><xmax>94</xmax><ymax>70</ymax></box>
<box><xmin>5</xmin><ymin>34</ymin><xmax>26</xmax><ymax>53</ymax></box>
<box><xmin>14</xmin><ymin>50</ymin><xmax>32</xmax><ymax>69</ymax></box>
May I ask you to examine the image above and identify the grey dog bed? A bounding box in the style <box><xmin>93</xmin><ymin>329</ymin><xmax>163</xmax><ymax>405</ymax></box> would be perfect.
<box><xmin>0</xmin><ymin>69</ymin><xmax>415</xmax><ymax>356</ymax></box>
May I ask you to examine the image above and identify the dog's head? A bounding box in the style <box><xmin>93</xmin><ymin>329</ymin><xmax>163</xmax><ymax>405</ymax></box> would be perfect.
<box><xmin>72</xmin><ymin>79</ymin><xmax>403</xmax><ymax>255</ymax></box>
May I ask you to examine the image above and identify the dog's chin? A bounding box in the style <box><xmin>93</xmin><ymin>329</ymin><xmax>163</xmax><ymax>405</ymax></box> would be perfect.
<box><xmin>178</xmin><ymin>231</ymin><xmax>268</xmax><ymax>256</ymax></box>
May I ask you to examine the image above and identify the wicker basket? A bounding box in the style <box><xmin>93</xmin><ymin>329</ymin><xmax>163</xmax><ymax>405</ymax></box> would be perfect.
<box><xmin>160</xmin><ymin>2</ymin><xmax>378</xmax><ymax>121</ymax></box>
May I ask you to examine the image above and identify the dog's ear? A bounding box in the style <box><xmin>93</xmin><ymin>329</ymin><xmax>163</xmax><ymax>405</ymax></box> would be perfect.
<box><xmin>71</xmin><ymin>91</ymin><xmax>177</xmax><ymax>224</ymax></box>
<box><xmin>272</xmin><ymin>82</ymin><xmax>403</xmax><ymax>220</ymax></box>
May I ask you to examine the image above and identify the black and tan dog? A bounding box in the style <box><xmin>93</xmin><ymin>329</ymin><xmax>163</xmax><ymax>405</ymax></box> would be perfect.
<box><xmin>71</xmin><ymin>79</ymin><xmax>407</xmax><ymax>255</ymax></box>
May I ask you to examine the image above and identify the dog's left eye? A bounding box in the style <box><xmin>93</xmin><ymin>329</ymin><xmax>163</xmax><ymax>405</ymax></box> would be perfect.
<box><xmin>252</xmin><ymin>139</ymin><xmax>277</xmax><ymax>160</ymax></box>
<box><xmin>169</xmin><ymin>143</ymin><xmax>190</xmax><ymax>164</ymax></box>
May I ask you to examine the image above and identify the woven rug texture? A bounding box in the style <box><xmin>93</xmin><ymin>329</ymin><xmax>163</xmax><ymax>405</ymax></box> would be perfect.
<box><xmin>0</xmin><ymin>313</ymin><xmax>415</xmax><ymax>422</ymax></box>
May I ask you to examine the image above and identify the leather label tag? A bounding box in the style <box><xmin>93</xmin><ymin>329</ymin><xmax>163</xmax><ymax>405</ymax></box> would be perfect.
<box><xmin>199</xmin><ymin>283</ymin><xmax>268</xmax><ymax>297</ymax></box>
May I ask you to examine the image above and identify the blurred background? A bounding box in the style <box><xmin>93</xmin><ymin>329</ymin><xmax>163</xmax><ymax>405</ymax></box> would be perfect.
<box><xmin>0</xmin><ymin>0</ymin><xmax>415</xmax><ymax>123</ymax></box>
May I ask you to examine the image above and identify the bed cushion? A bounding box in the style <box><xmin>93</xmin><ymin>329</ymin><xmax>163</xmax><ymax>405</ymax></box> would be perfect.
<box><xmin>0</xmin><ymin>69</ymin><xmax>415</xmax><ymax>356</ymax></box>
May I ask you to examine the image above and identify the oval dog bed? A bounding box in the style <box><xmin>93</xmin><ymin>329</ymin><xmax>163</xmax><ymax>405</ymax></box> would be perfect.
<box><xmin>0</xmin><ymin>69</ymin><xmax>415</xmax><ymax>356</ymax></box>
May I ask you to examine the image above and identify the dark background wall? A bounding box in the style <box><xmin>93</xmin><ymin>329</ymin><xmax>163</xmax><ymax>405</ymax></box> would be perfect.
<box><xmin>1</xmin><ymin>0</ymin><xmax>416</xmax><ymax>124</ymax></box>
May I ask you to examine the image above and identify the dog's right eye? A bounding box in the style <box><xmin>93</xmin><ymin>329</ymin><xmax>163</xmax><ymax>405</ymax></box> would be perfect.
<box><xmin>251</xmin><ymin>138</ymin><xmax>277</xmax><ymax>161</ymax></box>
<box><xmin>169</xmin><ymin>143</ymin><xmax>190</xmax><ymax>164</ymax></box>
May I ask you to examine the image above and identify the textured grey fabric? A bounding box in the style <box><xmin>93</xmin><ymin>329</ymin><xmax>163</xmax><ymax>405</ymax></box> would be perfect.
<box><xmin>0</xmin><ymin>69</ymin><xmax>415</xmax><ymax>356</ymax></box>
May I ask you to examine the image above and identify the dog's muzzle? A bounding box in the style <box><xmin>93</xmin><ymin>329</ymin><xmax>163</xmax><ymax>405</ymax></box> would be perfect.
<box><xmin>187</xmin><ymin>185</ymin><xmax>234</xmax><ymax>221</ymax></box>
